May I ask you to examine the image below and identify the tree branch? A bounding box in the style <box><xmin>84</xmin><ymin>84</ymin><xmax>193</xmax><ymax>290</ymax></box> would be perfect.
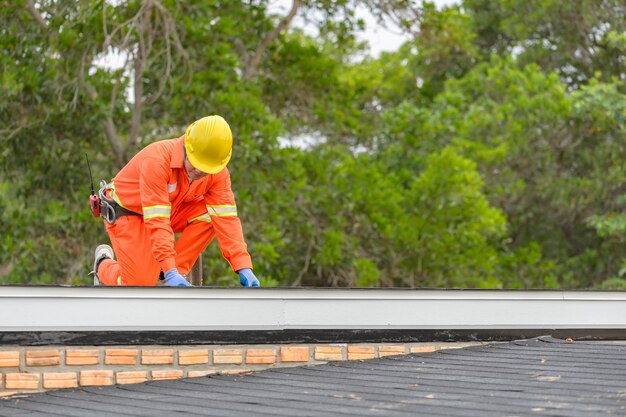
<box><xmin>25</xmin><ymin>0</ymin><xmax>128</xmax><ymax>167</ymax></box>
<box><xmin>292</xmin><ymin>234</ymin><xmax>315</xmax><ymax>286</ymax></box>
<box><xmin>24</xmin><ymin>0</ymin><xmax>47</xmax><ymax>29</ymax></box>
<box><xmin>25</xmin><ymin>0</ymin><xmax>187</xmax><ymax>168</ymax></box>
<box><xmin>128</xmin><ymin>50</ymin><xmax>144</xmax><ymax>152</ymax></box>
<box><xmin>104</xmin><ymin>116</ymin><xmax>126</xmax><ymax>167</ymax></box>
<box><xmin>127</xmin><ymin>2</ymin><xmax>151</xmax><ymax>152</ymax></box>
<box><xmin>243</xmin><ymin>0</ymin><xmax>301</xmax><ymax>81</ymax></box>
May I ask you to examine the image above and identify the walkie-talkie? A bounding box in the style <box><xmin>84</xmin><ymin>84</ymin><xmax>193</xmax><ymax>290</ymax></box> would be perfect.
<box><xmin>85</xmin><ymin>153</ymin><xmax>101</xmax><ymax>218</ymax></box>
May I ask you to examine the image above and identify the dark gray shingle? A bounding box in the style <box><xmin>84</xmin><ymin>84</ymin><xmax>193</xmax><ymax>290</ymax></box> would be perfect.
<box><xmin>1</xmin><ymin>337</ymin><xmax>625</xmax><ymax>416</ymax></box>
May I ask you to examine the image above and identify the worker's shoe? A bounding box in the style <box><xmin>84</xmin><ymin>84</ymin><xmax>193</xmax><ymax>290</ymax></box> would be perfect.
<box><xmin>92</xmin><ymin>244</ymin><xmax>115</xmax><ymax>286</ymax></box>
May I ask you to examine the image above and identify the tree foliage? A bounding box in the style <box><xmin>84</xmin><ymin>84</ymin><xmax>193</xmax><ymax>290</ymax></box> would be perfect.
<box><xmin>1</xmin><ymin>0</ymin><xmax>624</xmax><ymax>288</ymax></box>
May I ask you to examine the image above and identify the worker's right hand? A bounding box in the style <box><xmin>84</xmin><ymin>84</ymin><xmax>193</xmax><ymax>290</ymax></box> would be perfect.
<box><xmin>238</xmin><ymin>268</ymin><xmax>260</xmax><ymax>287</ymax></box>
<box><xmin>164</xmin><ymin>268</ymin><xmax>191</xmax><ymax>287</ymax></box>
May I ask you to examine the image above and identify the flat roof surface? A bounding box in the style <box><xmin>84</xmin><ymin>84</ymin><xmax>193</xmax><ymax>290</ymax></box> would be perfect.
<box><xmin>2</xmin><ymin>337</ymin><xmax>625</xmax><ymax>416</ymax></box>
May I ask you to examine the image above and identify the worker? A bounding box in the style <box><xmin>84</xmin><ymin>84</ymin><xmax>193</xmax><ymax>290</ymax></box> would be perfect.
<box><xmin>91</xmin><ymin>115</ymin><xmax>260</xmax><ymax>287</ymax></box>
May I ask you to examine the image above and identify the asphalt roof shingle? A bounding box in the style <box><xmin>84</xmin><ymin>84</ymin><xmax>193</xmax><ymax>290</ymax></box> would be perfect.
<box><xmin>1</xmin><ymin>336</ymin><xmax>625</xmax><ymax>416</ymax></box>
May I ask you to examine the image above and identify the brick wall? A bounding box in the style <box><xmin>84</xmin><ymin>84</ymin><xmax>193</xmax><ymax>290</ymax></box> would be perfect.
<box><xmin>0</xmin><ymin>342</ymin><xmax>482</xmax><ymax>396</ymax></box>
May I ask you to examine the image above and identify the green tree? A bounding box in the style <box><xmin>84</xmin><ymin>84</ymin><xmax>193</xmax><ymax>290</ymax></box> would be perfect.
<box><xmin>464</xmin><ymin>0</ymin><xmax>626</xmax><ymax>87</ymax></box>
<box><xmin>400</xmin><ymin>59</ymin><xmax>626</xmax><ymax>287</ymax></box>
<box><xmin>1</xmin><ymin>0</ymin><xmax>624</xmax><ymax>290</ymax></box>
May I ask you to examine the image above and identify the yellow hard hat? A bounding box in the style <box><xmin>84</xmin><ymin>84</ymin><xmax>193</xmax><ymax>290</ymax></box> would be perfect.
<box><xmin>184</xmin><ymin>115</ymin><xmax>233</xmax><ymax>174</ymax></box>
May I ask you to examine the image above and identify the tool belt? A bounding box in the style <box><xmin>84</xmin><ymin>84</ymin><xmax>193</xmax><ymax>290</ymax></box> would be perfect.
<box><xmin>99</xmin><ymin>180</ymin><xmax>141</xmax><ymax>225</ymax></box>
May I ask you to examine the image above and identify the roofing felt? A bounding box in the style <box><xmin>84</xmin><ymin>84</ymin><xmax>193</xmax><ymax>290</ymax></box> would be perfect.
<box><xmin>1</xmin><ymin>337</ymin><xmax>626</xmax><ymax>417</ymax></box>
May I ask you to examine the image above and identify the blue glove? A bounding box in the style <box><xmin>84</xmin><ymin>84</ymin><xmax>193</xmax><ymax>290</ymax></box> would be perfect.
<box><xmin>238</xmin><ymin>268</ymin><xmax>260</xmax><ymax>287</ymax></box>
<box><xmin>164</xmin><ymin>268</ymin><xmax>191</xmax><ymax>287</ymax></box>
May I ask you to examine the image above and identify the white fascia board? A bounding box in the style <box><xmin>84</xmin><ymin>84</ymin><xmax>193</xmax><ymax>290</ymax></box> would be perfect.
<box><xmin>0</xmin><ymin>287</ymin><xmax>625</xmax><ymax>331</ymax></box>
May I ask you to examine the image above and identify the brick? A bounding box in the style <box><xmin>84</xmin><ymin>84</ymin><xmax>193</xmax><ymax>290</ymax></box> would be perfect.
<box><xmin>213</xmin><ymin>349</ymin><xmax>243</xmax><ymax>365</ymax></box>
<box><xmin>187</xmin><ymin>370</ymin><xmax>218</xmax><ymax>378</ymax></box>
<box><xmin>410</xmin><ymin>345</ymin><xmax>436</xmax><ymax>353</ymax></box>
<box><xmin>0</xmin><ymin>391</ymin><xmax>19</xmax><ymax>398</ymax></box>
<box><xmin>66</xmin><ymin>349</ymin><xmax>99</xmax><ymax>366</ymax></box>
<box><xmin>0</xmin><ymin>351</ymin><xmax>20</xmax><ymax>367</ymax></box>
<box><xmin>80</xmin><ymin>370</ymin><xmax>114</xmax><ymax>386</ymax></box>
<box><xmin>314</xmin><ymin>346</ymin><xmax>343</xmax><ymax>361</ymax></box>
<box><xmin>105</xmin><ymin>348</ymin><xmax>138</xmax><ymax>365</ymax></box>
<box><xmin>280</xmin><ymin>346</ymin><xmax>310</xmax><ymax>363</ymax></box>
<box><xmin>5</xmin><ymin>373</ymin><xmax>40</xmax><ymax>390</ymax></box>
<box><xmin>178</xmin><ymin>349</ymin><xmax>209</xmax><ymax>365</ymax></box>
<box><xmin>141</xmin><ymin>349</ymin><xmax>174</xmax><ymax>365</ymax></box>
<box><xmin>152</xmin><ymin>369</ymin><xmax>183</xmax><ymax>381</ymax></box>
<box><xmin>116</xmin><ymin>371</ymin><xmax>148</xmax><ymax>385</ymax></box>
<box><xmin>379</xmin><ymin>345</ymin><xmax>406</xmax><ymax>357</ymax></box>
<box><xmin>245</xmin><ymin>349</ymin><xmax>277</xmax><ymax>365</ymax></box>
<box><xmin>43</xmin><ymin>372</ymin><xmax>78</xmax><ymax>389</ymax></box>
<box><xmin>26</xmin><ymin>350</ymin><xmax>60</xmax><ymax>366</ymax></box>
<box><xmin>348</xmin><ymin>345</ymin><xmax>375</xmax><ymax>360</ymax></box>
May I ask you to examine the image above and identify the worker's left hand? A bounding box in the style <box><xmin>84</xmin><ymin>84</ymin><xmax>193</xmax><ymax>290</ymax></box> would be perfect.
<box><xmin>238</xmin><ymin>268</ymin><xmax>260</xmax><ymax>287</ymax></box>
<box><xmin>164</xmin><ymin>268</ymin><xmax>191</xmax><ymax>287</ymax></box>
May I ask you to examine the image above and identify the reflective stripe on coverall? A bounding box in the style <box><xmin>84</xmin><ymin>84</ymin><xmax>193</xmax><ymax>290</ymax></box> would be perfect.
<box><xmin>97</xmin><ymin>136</ymin><xmax>252</xmax><ymax>286</ymax></box>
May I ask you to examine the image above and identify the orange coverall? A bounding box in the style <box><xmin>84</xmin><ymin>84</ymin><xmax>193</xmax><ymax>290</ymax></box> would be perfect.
<box><xmin>98</xmin><ymin>136</ymin><xmax>252</xmax><ymax>286</ymax></box>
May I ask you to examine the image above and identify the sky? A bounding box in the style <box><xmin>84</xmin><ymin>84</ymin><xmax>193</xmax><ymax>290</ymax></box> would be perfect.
<box><xmin>98</xmin><ymin>1</ymin><xmax>460</xmax><ymax>70</ymax></box>
<box><xmin>269</xmin><ymin>0</ymin><xmax>460</xmax><ymax>57</ymax></box>
<box><xmin>96</xmin><ymin>0</ymin><xmax>460</xmax><ymax>109</ymax></box>
<box><xmin>266</xmin><ymin>0</ymin><xmax>460</xmax><ymax>147</ymax></box>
